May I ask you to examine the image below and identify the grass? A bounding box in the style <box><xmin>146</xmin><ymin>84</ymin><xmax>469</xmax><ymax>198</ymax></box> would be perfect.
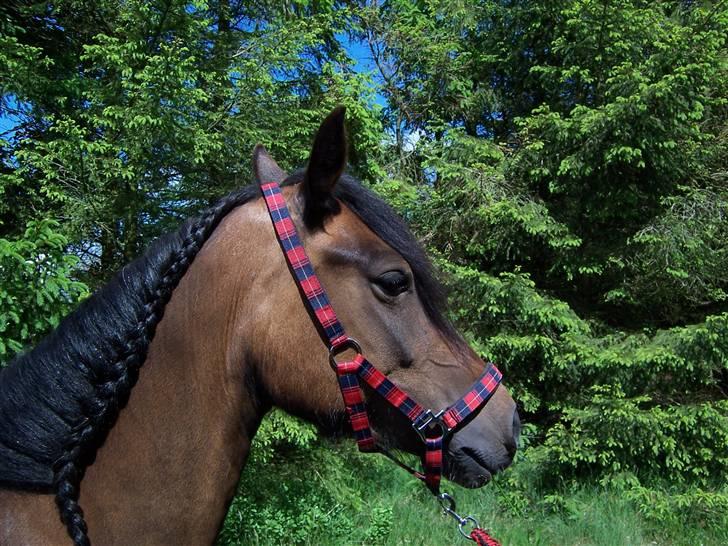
<box><xmin>216</xmin><ymin>437</ymin><xmax>728</xmax><ymax>546</ymax></box>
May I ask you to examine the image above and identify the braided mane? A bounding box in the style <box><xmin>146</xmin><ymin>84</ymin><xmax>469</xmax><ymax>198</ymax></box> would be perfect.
<box><xmin>0</xmin><ymin>184</ymin><xmax>260</xmax><ymax>545</ymax></box>
<box><xmin>0</xmin><ymin>177</ymin><xmax>452</xmax><ymax>546</ymax></box>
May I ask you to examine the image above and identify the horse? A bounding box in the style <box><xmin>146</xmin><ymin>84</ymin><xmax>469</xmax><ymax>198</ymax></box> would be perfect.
<box><xmin>0</xmin><ymin>107</ymin><xmax>519</xmax><ymax>545</ymax></box>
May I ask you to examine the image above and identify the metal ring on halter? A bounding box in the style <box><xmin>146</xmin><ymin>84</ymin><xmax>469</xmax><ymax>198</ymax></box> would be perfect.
<box><xmin>328</xmin><ymin>337</ymin><xmax>362</xmax><ymax>369</ymax></box>
<box><xmin>413</xmin><ymin>409</ymin><xmax>447</xmax><ymax>441</ymax></box>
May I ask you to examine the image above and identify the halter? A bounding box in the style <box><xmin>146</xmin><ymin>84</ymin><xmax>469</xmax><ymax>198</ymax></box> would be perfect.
<box><xmin>261</xmin><ymin>182</ymin><xmax>503</xmax><ymax>543</ymax></box>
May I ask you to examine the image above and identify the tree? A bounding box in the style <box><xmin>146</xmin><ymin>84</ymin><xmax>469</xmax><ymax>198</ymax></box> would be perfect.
<box><xmin>360</xmin><ymin>0</ymin><xmax>728</xmax><ymax>492</ymax></box>
<box><xmin>1</xmin><ymin>0</ymin><xmax>382</xmax><ymax>283</ymax></box>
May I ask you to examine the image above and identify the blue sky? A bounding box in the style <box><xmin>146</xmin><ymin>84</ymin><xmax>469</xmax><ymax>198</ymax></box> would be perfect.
<box><xmin>343</xmin><ymin>36</ymin><xmax>388</xmax><ymax>109</ymax></box>
<box><xmin>0</xmin><ymin>97</ymin><xmax>22</xmax><ymax>138</ymax></box>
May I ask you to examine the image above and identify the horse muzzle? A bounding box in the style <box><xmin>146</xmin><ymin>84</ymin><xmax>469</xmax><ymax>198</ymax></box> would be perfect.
<box><xmin>445</xmin><ymin>404</ymin><xmax>520</xmax><ymax>488</ymax></box>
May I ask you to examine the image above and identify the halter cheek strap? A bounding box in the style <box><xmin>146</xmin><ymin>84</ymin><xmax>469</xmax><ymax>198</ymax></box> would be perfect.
<box><xmin>260</xmin><ymin>181</ymin><xmax>502</xmax><ymax>494</ymax></box>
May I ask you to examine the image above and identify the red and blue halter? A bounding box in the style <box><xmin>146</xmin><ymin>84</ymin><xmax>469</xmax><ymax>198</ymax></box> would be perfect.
<box><xmin>260</xmin><ymin>181</ymin><xmax>502</xmax><ymax>496</ymax></box>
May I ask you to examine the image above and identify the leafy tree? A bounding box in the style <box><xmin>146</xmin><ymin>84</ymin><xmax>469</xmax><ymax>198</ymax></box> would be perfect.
<box><xmin>1</xmin><ymin>0</ymin><xmax>381</xmax><ymax>282</ymax></box>
<box><xmin>360</xmin><ymin>0</ymin><xmax>728</xmax><ymax>500</ymax></box>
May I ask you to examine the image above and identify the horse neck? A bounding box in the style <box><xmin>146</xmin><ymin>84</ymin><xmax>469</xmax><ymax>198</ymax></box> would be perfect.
<box><xmin>79</xmin><ymin>204</ymin><xmax>272</xmax><ymax>545</ymax></box>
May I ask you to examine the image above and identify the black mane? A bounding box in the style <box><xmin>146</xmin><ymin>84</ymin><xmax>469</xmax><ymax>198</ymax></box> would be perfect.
<box><xmin>0</xmin><ymin>177</ymin><xmax>452</xmax><ymax>493</ymax></box>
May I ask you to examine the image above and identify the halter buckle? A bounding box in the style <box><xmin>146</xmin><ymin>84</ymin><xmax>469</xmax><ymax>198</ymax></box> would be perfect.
<box><xmin>413</xmin><ymin>409</ymin><xmax>447</xmax><ymax>441</ymax></box>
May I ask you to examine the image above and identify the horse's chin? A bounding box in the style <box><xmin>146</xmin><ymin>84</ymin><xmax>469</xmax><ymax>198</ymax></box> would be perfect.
<box><xmin>445</xmin><ymin>448</ymin><xmax>497</xmax><ymax>489</ymax></box>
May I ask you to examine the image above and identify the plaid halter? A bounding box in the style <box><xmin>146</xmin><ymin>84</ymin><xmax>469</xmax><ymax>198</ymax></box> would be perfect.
<box><xmin>260</xmin><ymin>181</ymin><xmax>502</xmax><ymax>494</ymax></box>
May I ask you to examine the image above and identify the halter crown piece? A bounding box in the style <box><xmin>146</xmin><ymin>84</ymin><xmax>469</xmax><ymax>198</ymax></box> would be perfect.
<box><xmin>261</xmin><ymin>182</ymin><xmax>503</xmax><ymax>545</ymax></box>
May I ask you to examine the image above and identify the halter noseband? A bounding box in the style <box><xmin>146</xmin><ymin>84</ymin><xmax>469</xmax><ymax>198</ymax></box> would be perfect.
<box><xmin>260</xmin><ymin>181</ymin><xmax>502</xmax><ymax>495</ymax></box>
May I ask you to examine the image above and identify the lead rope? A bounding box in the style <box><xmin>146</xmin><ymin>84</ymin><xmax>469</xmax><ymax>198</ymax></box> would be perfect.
<box><xmin>471</xmin><ymin>528</ymin><xmax>503</xmax><ymax>546</ymax></box>
<box><xmin>260</xmin><ymin>181</ymin><xmax>503</xmax><ymax>545</ymax></box>
<box><xmin>375</xmin><ymin>448</ymin><xmax>501</xmax><ymax>544</ymax></box>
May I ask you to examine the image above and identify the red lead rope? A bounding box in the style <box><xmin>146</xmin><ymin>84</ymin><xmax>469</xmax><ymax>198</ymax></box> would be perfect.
<box><xmin>261</xmin><ymin>182</ymin><xmax>503</xmax><ymax>544</ymax></box>
<box><xmin>471</xmin><ymin>528</ymin><xmax>503</xmax><ymax>546</ymax></box>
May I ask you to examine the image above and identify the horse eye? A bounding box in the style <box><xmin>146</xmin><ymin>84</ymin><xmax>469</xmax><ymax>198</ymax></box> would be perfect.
<box><xmin>374</xmin><ymin>271</ymin><xmax>411</xmax><ymax>297</ymax></box>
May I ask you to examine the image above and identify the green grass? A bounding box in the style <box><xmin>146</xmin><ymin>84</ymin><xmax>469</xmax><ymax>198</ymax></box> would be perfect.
<box><xmin>216</xmin><ymin>438</ymin><xmax>727</xmax><ymax>546</ymax></box>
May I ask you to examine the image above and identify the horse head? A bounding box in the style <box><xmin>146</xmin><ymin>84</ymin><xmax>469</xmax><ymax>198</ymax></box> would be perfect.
<box><xmin>249</xmin><ymin>107</ymin><xmax>519</xmax><ymax>488</ymax></box>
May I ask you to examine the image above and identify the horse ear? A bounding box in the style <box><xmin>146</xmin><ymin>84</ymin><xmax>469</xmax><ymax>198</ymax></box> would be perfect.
<box><xmin>253</xmin><ymin>144</ymin><xmax>287</xmax><ymax>185</ymax></box>
<box><xmin>303</xmin><ymin>106</ymin><xmax>347</xmax><ymax>226</ymax></box>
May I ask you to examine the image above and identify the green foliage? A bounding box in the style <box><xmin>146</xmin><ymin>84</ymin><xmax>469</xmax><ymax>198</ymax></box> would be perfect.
<box><xmin>218</xmin><ymin>418</ymin><xmax>728</xmax><ymax>545</ymax></box>
<box><xmin>248</xmin><ymin>409</ymin><xmax>319</xmax><ymax>465</ymax></box>
<box><xmin>627</xmin><ymin>187</ymin><xmax>728</xmax><ymax>318</ymax></box>
<box><xmin>217</xmin><ymin>411</ymin><xmax>398</xmax><ymax>546</ymax></box>
<box><xmin>0</xmin><ymin>220</ymin><xmax>88</xmax><ymax>364</ymax></box>
<box><xmin>439</xmin><ymin>260</ymin><xmax>728</xmax><ymax>486</ymax></box>
<box><xmin>1</xmin><ymin>0</ymin><xmax>382</xmax><ymax>280</ymax></box>
<box><xmin>542</xmin><ymin>392</ymin><xmax>728</xmax><ymax>482</ymax></box>
<box><xmin>625</xmin><ymin>481</ymin><xmax>728</xmax><ymax>531</ymax></box>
